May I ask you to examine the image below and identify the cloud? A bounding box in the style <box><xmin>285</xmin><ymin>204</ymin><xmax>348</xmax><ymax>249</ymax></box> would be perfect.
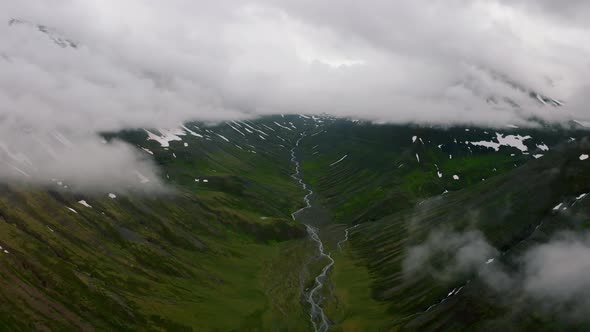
<box><xmin>403</xmin><ymin>230</ymin><xmax>498</xmax><ymax>280</ymax></box>
<box><xmin>521</xmin><ymin>232</ymin><xmax>590</xmax><ymax>318</ymax></box>
<box><xmin>497</xmin><ymin>0</ymin><xmax>590</xmax><ymax>28</ymax></box>
<box><xmin>0</xmin><ymin>134</ymin><xmax>167</xmax><ymax>193</ymax></box>
<box><xmin>1</xmin><ymin>0</ymin><xmax>590</xmax><ymax>189</ymax></box>
<box><xmin>405</xmin><ymin>229</ymin><xmax>590</xmax><ymax>320</ymax></box>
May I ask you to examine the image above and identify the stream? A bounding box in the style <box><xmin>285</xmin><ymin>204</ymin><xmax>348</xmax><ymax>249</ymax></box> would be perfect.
<box><xmin>290</xmin><ymin>133</ymin><xmax>334</xmax><ymax>332</ymax></box>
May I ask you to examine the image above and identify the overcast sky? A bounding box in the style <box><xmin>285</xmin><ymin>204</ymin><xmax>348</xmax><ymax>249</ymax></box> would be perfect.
<box><xmin>1</xmin><ymin>0</ymin><xmax>590</xmax><ymax>189</ymax></box>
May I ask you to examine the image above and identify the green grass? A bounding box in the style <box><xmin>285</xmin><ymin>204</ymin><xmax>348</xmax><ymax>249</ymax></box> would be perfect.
<box><xmin>0</xmin><ymin>116</ymin><xmax>318</xmax><ymax>330</ymax></box>
<box><xmin>326</xmin><ymin>248</ymin><xmax>392</xmax><ymax>332</ymax></box>
<box><xmin>2</xmin><ymin>115</ymin><xmax>589</xmax><ymax>330</ymax></box>
<box><xmin>298</xmin><ymin>121</ymin><xmax>535</xmax><ymax>225</ymax></box>
<box><xmin>0</xmin><ymin>184</ymin><xmax>316</xmax><ymax>330</ymax></box>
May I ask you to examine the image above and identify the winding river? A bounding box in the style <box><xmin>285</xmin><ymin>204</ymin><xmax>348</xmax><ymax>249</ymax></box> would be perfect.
<box><xmin>290</xmin><ymin>133</ymin><xmax>334</xmax><ymax>332</ymax></box>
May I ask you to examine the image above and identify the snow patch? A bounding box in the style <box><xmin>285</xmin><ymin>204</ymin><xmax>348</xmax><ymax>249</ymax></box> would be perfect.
<box><xmin>470</xmin><ymin>133</ymin><xmax>531</xmax><ymax>152</ymax></box>
<box><xmin>535</xmin><ymin>94</ymin><xmax>547</xmax><ymax>105</ymax></box>
<box><xmin>78</xmin><ymin>200</ymin><xmax>92</xmax><ymax>208</ymax></box>
<box><xmin>134</xmin><ymin>170</ymin><xmax>150</xmax><ymax>184</ymax></box>
<box><xmin>181</xmin><ymin>125</ymin><xmax>203</xmax><ymax>138</ymax></box>
<box><xmin>216</xmin><ymin>134</ymin><xmax>230</xmax><ymax>142</ymax></box>
<box><xmin>574</xmin><ymin>120</ymin><xmax>590</xmax><ymax>128</ymax></box>
<box><xmin>273</xmin><ymin>121</ymin><xmax>292</xmax><ymax>131</ymax></box>
<box><xmin>330</xmin><ymin>155</ymin><xmax>348</xmax><ymax>167</ymax></box>
<box><xmin>144</xmin><ymin>128</ymin><xmax>184</xmax><ymax>147</ymax></box>
<box><xmin>228</xmin><ymin>123</ymin><xmax>246</xmax><ymax>136</ymax></box>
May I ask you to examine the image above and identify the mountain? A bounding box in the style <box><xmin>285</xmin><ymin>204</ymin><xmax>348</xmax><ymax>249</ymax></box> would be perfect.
<box><xmin>0</xmin><ymin>117</ymin><xmax>312</xmax><ymax>330</ymax></box>
<box><xmin>0</xmin><ymin>113</ymin><xmax>589</xmax><ymax>330</ymax></box>
<box><xmin>295</xmin><ymin>119</ymin><xmax>590</xmax><ymax>330</ymax></box>
<box><xmin>2</xmin><ymin>18</ymin><xmax>589</xmax><ymax>331</ymax></box>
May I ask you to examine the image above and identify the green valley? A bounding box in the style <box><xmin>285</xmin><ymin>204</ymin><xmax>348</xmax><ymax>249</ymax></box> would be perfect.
<box><xmin>0</xmin><ymin>115</ymin><xmax>589</xmax><ymax>331</ymax></box>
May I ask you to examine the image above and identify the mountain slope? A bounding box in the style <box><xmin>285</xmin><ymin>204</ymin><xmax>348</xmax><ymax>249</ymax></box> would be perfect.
<box><xmin>0</xmin><ymin>114</ymin><xmax>588</xmax><ymax>330</ymax></box>
<box><xmin>293</xmin><ymin>120</ymin><xmax>590</xmax><ymax>331</ymax></box>
<box><xmin>0</xmin><ymin>116</ymin><xmax>320</xmax><ymax>330</ymax></box>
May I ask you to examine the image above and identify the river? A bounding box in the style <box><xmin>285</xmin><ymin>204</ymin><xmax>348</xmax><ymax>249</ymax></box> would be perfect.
<box><xmin>290</xmin><ymin>133</ymin><xmax>334</xmax><ymax>332</ymax></box>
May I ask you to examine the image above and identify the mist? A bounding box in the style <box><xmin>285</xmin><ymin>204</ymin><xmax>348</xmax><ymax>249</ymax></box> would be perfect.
<box><xmin>1</xmin><ymin>0</ymin><xmax>590</xmax><ymax>189</ymax></box>
<box><xmin>403</xmin><ymin>229</ymin><xmax>498</xmax><ymax>281</ymax></box>
<box><xmin>404</xmin><ymin>229</ymin><xmax>590</xmax><ymax>320</ymax></box>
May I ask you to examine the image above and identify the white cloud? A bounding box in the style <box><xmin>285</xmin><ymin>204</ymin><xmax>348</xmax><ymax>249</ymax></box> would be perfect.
<box><xmin>405</xmin><ymin>229</ymin><xmax>590</xmax><ymax>319</ymax></box>
<box><xmin>1</xmin><ymin>0</ymin><xmax>590</xmax><ymax>189</ymax></box>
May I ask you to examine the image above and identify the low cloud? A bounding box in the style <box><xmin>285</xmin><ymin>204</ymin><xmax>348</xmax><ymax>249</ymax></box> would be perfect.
<box><xmin>0</xmin><ymin>132</ymin><xmax>166</xmax><ymax>193</ymax></box>
<box><xmin>403</xmin><ymin>230</ymin><xmax>498</xmax><ymax>280</ymax></box>
<box><xmin>1</xmin><ymin>1</ymin><xmax>590</xmax><ymax>189</ymax></box>
<box><xmin>405</xmin><ymin>229</ymin><xmax>590</xmax><ymax>320</ymax></box>
<box><xmin>521</xmin><ymin>232</ymin><xmax>590</xmax><ymax>318</ymax></box>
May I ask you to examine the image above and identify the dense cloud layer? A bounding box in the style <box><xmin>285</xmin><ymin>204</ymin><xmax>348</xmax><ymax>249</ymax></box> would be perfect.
<box><xmin>1</xmin><ymin>1</ymin><xmax>589</xmax><ymax>189</ymax></box>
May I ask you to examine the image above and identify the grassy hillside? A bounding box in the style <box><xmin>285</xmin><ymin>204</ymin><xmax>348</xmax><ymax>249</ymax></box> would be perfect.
<box><xmin>298</xmin><ymin>120</ymin><xmax>582</xmax><ymax>225</ymax></box>
<box><xmin>295</xmin><ymin>120</ymin><xmax>590</xmax><ymax>331</ymax></box>
<box><xmin>0</xmin><ymin>116</ymin><xmax>321</xmax><ymax>331</ymax></box>
<box><xmin>1</xmin><ymin>114</ymin><xmax>588</xmax><ymax>331</ymax></box>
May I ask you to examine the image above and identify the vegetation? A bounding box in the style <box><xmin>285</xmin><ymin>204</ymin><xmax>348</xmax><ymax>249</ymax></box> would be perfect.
<box><xmin>1</xmin><ymin>115</ymin><xmax>589</xmax><ymax>330</ymax></box>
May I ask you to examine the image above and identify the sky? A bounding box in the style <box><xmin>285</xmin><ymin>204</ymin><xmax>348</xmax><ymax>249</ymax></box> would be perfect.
<box><xmin>1</xmin><ymin>0</ymin><xmax>590</xmax><ymax>190</ymax></box>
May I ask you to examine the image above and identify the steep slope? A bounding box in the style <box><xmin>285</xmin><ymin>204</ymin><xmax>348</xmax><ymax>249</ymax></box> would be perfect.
<box><xmin>351</xmin><ymin>143</ymin><xmax>590</xmax><ymax>331</ymax></box>
<box><xmin>0</xmin><ymin>116</ymin><xmax>322</xmax><ymax>330</ymax></box>
<box><xmin>3</xmin><ymin>15</ymin><xmax>588</xmax><ymax>332</ymax></box>
<box><xmin>298</xmin><ymin>119</ymin><xmax>582</xmax><ymax>225</ymax></box>
<box><xmin>1</xmin><ymin>113</ymin><xmax>588</xmax><ymax>331</ymax></box>
<box><xmin>293</xmin><ymin>120</ymin><xmax>590</xmax><ymax>331</ymax></box>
